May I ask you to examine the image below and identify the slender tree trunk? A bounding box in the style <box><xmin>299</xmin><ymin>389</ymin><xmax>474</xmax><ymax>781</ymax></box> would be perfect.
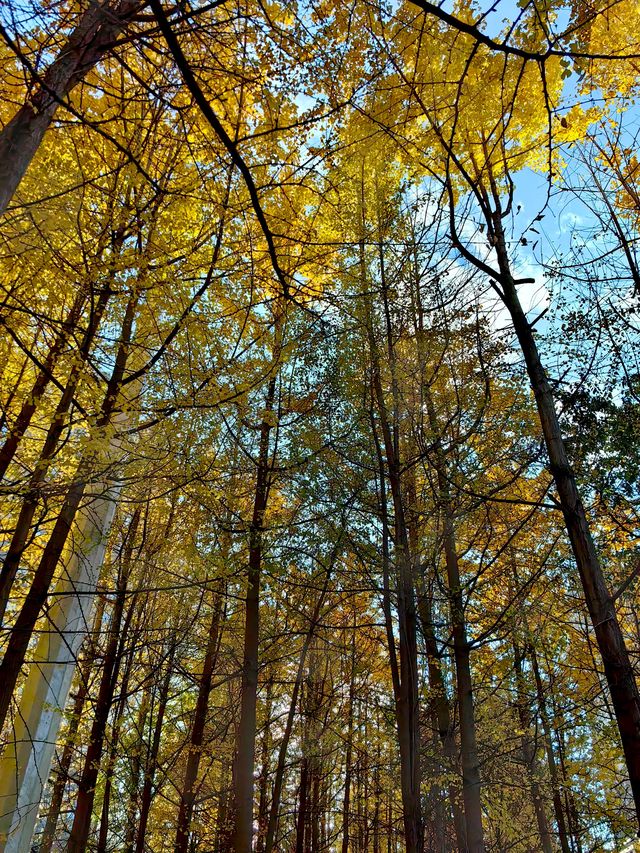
<box><xmin>123</xmin><ymin>688</ymin><xmax>151</xmax><ymax>853</ymax></box>
<box><xmin>416</xmin><ymin>586</ymin><xmax>467</xmax><ymax>851</ymax></box>
<box><xmin>135</xmin><ymin>647</ymin><xmax>175</xmax><ymax>853</ymax></box>
<box><xmin>175</xmin><ymin>587</ymin><xmax>224</xmax><ymax>852</ymax></box>
<box><xmin>263</xmin><ymin>564</ymin><xmax>332</xmax><ymax>853</ymax></box>
<box><xmin>0</xmin><ymin>283</ymin><xmax>112</xmax><ymax>622</ymax></box>
<box><xmin>0</xmin><ymin>487</ymin><xmax>119</xmax><ymax>851</ymax></box>
<box><xmin>296</xmin><ymin>757</ymin><xmax>310</xmax><ymax>853</ymax></box>
<box><xmin>97</xmin><ymin>637</ymin><xmax>136</xmax><ymax>853</ymax></box>
<box><xmin>0</xmin><ymin>290</ymin><xmax>137</xmax><ymax>734</ymax></box>
<box><xmin>0</xmin><ymin>287</ymin><xmax>86</xmax><ymax>482</ymax></box>
<box><xmin>233</xmin><ymin>374</ymin><xmax>277</xmax><ymax>853</ymax></box>
<box><xmin>527</xmin><ymin>646</ymin><xmax>571</xmax><ymax>853</ymax></box>
<box><xmin>341</xmin><ymin>625</ymin><xmax>357</xmax><ymax>853</ymax></box>
<box><xmin>512</xmin><ymin>641</ymin><xmax>553</xmax><ymax>853</ymax></box>
<box><xmin>255</xmin><ymin>675</ymin><xmax>274</xmax><ymax>853</ymax></box>
<box><xmin>39</xmin><ymin>605</ymin><xmax>103</xmax><ymax>853</ymax></box>
<box><xmin>439</xmin><ymin>510</ymin><xmax>484</xmax><ymax>853</ymax></box>
<box><xmin>0</xmin><ymin>0</ymin><xmax>141</xmax><ymax>216</ymax></box>
<box><xmin>488</xmin><ymin>208</ymin><xmax>640</xmax><ymax>828</ymax></box>
<box><xmin>367</xmin><ymin>275</ymin><xmax>423</xmax><ymax>853</ymax></box>
<box><xmin>66</xmin><ymin>515</ymin><xmax>139</xmax><ymax>853</ymax></box>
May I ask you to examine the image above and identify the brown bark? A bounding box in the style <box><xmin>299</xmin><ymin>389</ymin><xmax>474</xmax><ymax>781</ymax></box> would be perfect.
<box><xmin>416</xmin><ymin>585</ymin><xmax>467</xmax><ymax>851</ymax></box>
<box><xmin>263</xmin><ymin>568</ymin><xmax>331</xmax><ymax>853</ymax></box>
<box><xmin>0</xmin><ymin>290</ymin><xmax>137</xmax><ymax>734</ymax></box>
<box><xmin>529</xmin><ymin>646</ymin><xmax>571</xmax><ymax>853</ymax></box>
<box><xmin>134</xmin><ymin>647</ymin><xmax>175</xmax><ymax>853</ymax></box>
<box><xmin>97</xmin><ymin>629</ymin><xmax>138</xmax><ymax>853</ymax></box>
<box><xmin>367</xmin><ymin>248</ymin><xmax>423</xmax><ymax>853</ymax></box>
<box><xmin>0</xmin><ymin>283</ymin><xmax>112</xmax><ymax>623</ymax></box>
<box><xmin>341</xmin><ymin>624</ymin><xmax>356</xmax><ymax>853</ymax></box>
<box><xmin>123</xmin><ymin>688</ymin><xmax>151</xmax><ymax>853</ymax></box>
<box><xmin>0</xmin><ymin>0</ymin><xmax>141</xmax><ymax>216</ymax></box>
<box><xmin>296</xmin><ymin>756</ymin><xmax>310</xmax><ymax>853</ymax></box>
<box><xmin>255</xmin><ymin>675</ymin><xmax>274</xmax><ymax>853</ymax></box>
<box><xmin>175</xmin><ymin>587</ymin><xmax>224</xmax><ymax>852</ymax></box>
<box><xmin>233</xmin><ymin>374</ymin><xmax>277</xmax><ymax>853</ymax></box>
<box><xmin>513</xmin><ymin>641</ymin><xmax>553</xmax><ymax>853</ymax></box>
<box><xmin>0</xmin><ymin>287</ymin><xmax>86</xmax><ymax>483</ymax></box>
<box><xmin>66</xmin><ymin>511</ymin><xmax>139</xmax><ymax>852</ymax></box>
<box><xmin>486</xmin><ymin>203</ymin><xmax>640</xmax><ymax>830</ymax></box>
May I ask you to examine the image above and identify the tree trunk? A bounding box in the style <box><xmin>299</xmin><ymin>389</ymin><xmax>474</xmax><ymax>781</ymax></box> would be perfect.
<box><xmin>233</xmin><ymin>374</ymin><xmax>277</xmax><ymax>853</ymax></box>
<box><xmin>490</xmin><ymin>212</ymin><xmax>640</xmax><ymax>828</ymax></box>
<box><xmin>529</xmin><ymin>645</ymin><xmax>571</xmax><ymax>853</ymax></box>
<box><xmin>263</xmin><ymin>564</ymin><xmax>332</xmax><ymax>853</ymax></box>
<box><xmin>0</xmin><ymin>488</ymin><xmax>118</xmax><ymax>851</ymax></box>
<box><xmin>66</xmin><ymin>514</ymin><xmax>139</xmax><ymax>853</ymax></box>
<box><xmin>512</xmin><ymin>641</ymin><xmax>553</xmax><ymax>853</ymax></box>
<box><xmin>0</xmin><ymin>290</ymin><xmax>137</xmax><ymax>735</ymax></box>
<box><xmin>134</xmin><ymin>647</ymin><xmax>175</xmax><ymax>853</ymax></box>
<box><xmin>123</xmin><ymin>688</ymin><xmax>152</xmax><ymax>853</ymax></box>
<box><xmin>296</xmin><ymin>757</ymin><xmax>310</xmax><ymax>853</ymax></box>
<box><xmin>0</xmin><ymin>283</ymin><xmax>112</xmax><ymax>623</ymax></box>
<box><xmin>97</xmin><ymin>620</ymin><xmax>138</xmax><ymax>853</ymax></box>
<box><xmin>439</xmin><ymin>509</ymin><xmax>484</xmax><ymax>853</ymax></box>
<box><xmin>0</xmin><ymin>0</ymin><xmax>141</xmax><ymax>216</ymax></box>
<box><xmin>367</xmin><ymin>291</ymin><xmax>423</xmax><ymax>853</ymax></box>
<box><xmin>341</xmin><ymin>625</ymin><xmax>356</xmax><ymax>853</ymax></box>
<box><xmin>38</xmin><ymin>601</ymin><xmax>104</xmax><ymax>853</ymax></box>
<box><xmin>0</xmin><ymin>286</ymin><xmax>87</xmax><ymax>482</ymax></box>
<box><xmin>255</xmin><ymin>675</ymin><xmax>274</xmax><ymax>853</ymax></box>
<box><xmin>175</xmin><ymin>587</ymin><xmax>224</xmax><ymax>852</ymax></box>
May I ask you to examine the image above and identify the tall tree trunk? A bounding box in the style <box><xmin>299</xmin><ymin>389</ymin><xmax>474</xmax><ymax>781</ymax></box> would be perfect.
<box><xmin>97</xmin><ymin>632</ymin><xmax>137</xmax><ymax>853</ymax></box>
<box><xmin>0</xmin><ymin>283</ymin><xmax>112</xmax><ymax>622</ymax></box>
<box><xmin>529</xmin><ymin>645</ymin><xmax>571</xmax><ymax>853</ymax></box>
<box><xmin>66</xmin><ymin>512</ymin><xmax>140</xmax><ymax>853</ymax></box>
<box><xmin>366</xmin><ymin>260</ymin><xmax>423</xmax><ymax>853</ymax></box>
<box><xmin>296</xmin><ymin>756</ymin><xmax>310</xmax><ymax>853</ymax></box>
<box><xmin>175</xmin><ymin>587</ymin><xmax>224</xmax><ymax>852</ymax></box>
<box><xmin>123</xmin><ymin>688</ymin><xmax>152</xmax><ymax>853</ymax></box>
<box><xmin>255</xmin><ymin>675</ymin><xmax>274</xmax><ymax>853</ymax></box>
<box><xmin>134</xmin><ymin>646</ymin><xmax>175</xmax><ymax>853</ymax></box>
<box><xmin>0</xmin><ymin>0</ymin><xmax>141</xmax><ymax>216</ymax></box>
<box><xmin>263</xmin><ymin>563</ymin><xmax>332</xmax><ymax>853</ymax></box>
<box><xmin>487</xmin><ymin>205</ymin><xmax>640</xmax><ymax>828</ymax></box>
<box><xmin>0</xmin><ymin>290</ymin><xmax>137</xmax><ymax>734</ymax></box>
<box><xmin>233</xmin><ymin>374</ymin><xmax>277</xmax><ymax>853</ymax></box>
<box><xmin>0</xmin><ymin>487</ymin><xmax>118</xmax><ymax>851</ymax></box>
<box><xmin>39</xmin><ymin>599</ymin><xmax>105</xmax><ymax>853</ymax></box>
<box><xmin>341</xmin><ymin>624</ymin><xmax>357</xmax><ymax>853</ymax></box>
<box><xmin>438</xmin><ymin>509</ymin><xmax>484</xmax><ymax>853</ymax></box>
<box><xmin>512</xmin><ymin>641</ymin><xmax>553</xmax><ymax>853</ymax></box>
<box><xmin>416</xmin><ymin>585</ymin><xmax>466</xmax><ymax>851</ymax></box>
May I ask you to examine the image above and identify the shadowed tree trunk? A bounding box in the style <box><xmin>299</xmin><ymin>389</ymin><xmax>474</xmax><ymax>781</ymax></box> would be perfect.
<box><xmin>0</xmin><ymin>289</ymin><xmax>138</xmax><ymax>735</ymax></box>
<box><xmin>233</xmin><ymin>372</ymin><xmax>277</xmax><ymax>853</ymax></box>
<box><xmin>471</xmin><ymin>182</ymin><xmax>640</xmax><ymax>829</ymax></box>
<box><xmin>134</xmin><ymin>644</ymin><xmax>176</xmax><ymax>853</ymax></box>
<box><xmin>39</xmin><ymin>599</ymin><xmax>105</xmax><ymax>853</ymax></box>
<box><xmin>66</xmin><ymin>510</ymin><xmax>140</xmax><ymax>852</ymax></box>
<box><xmin>175</xmin><ymin>586</ymin><xmax>224</xmax><ymax>852</ymax></box>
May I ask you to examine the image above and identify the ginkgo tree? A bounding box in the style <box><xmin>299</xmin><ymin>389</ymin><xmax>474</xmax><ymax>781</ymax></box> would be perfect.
<box><xmin>1</xmin><ymin>0</ymin><xmax>640</xmax><ymax>850</ymax></box>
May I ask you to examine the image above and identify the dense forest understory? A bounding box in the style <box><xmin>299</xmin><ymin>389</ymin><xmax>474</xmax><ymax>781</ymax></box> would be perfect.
<box><xmin>1</xmin><ymin>0</ymin><xmax>640</xmax><ymax>850</ymax></box>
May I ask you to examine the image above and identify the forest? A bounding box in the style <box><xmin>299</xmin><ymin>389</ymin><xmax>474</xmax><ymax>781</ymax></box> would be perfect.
<box><xmin>0</xmin><ymin>0</ymin><xmax>639</xmax><ymax>850</ymax></box>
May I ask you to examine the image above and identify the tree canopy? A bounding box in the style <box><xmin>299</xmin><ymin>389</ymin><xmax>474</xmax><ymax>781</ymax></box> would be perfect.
<box><xmin>1</xmin><ymin>0</ymin><xmax>640</xmax><ymax>851</ymax></box>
